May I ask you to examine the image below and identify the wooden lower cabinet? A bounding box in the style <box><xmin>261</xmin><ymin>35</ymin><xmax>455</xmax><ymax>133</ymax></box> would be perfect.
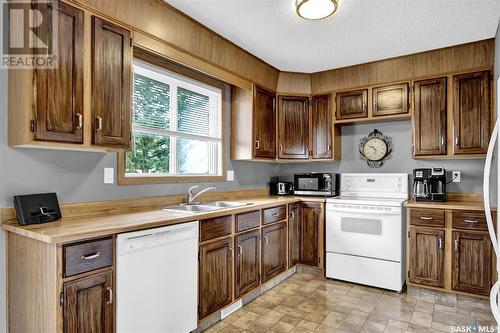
<box><xmin>408</xmin><ymin>227</ymin><xmax>445</xmax><ymax>288</ymax></box>
<box><xmin>288</xmin><ymin>203</ymin><xmax>300</xmax><ymax>267</ymax></box>
<box><xmin>452</xmin><ymin>231</ymin><xmax>492</xmax><ymax>296</ymax></box>
<box><xmin>199</xmin><ymin>237</ymin><xmax>233</xmax><ymax>319</ymax></box>
<box><xmin>262</xmin><ymin>222</ymin><xmax>287</xmax><ymax>283</ymax></box>
<box><xmin>63</xmin><ymin>270</ymin><xmax>113</xmax><ymax>333</ymax></box>
<box><xmin>235</xmin><ymin>230</ymin><xmax>260</xmax><ymax>298</ymax></box>
<box><xmin>299</xmin><ymin>202</ymin><xmax>320</xmax><ymax>266</ymax></box>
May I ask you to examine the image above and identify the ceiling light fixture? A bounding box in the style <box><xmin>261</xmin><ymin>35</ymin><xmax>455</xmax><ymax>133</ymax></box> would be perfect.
<box><xmin>295</xmin><ymin>0</ymin><xmax>339</xmax><ymax>20</ymax></box>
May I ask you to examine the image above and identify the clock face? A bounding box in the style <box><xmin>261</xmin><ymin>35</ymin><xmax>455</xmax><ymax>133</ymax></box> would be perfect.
<box><xmin>362</xmin><ymin>138</ymin><xmax>388</xmax><ymax>161</ymax></box>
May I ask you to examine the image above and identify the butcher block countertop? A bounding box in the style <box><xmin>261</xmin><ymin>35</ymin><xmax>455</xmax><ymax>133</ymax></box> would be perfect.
<box><xmin>1</xmin><ymin>189</ymin><xmax>326</xmax><ymax>244</ymax></box>
<box><xmin>405</xmin><ymin>193</ymin><xmax>494</xmax><ymax>211</ymax></box>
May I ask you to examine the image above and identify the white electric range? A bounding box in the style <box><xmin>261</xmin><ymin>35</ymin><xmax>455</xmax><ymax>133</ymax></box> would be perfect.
<box><xmin>326</xmin><ymin>173</ymin><xmax>409</xmax><ymax>292</ymax></box>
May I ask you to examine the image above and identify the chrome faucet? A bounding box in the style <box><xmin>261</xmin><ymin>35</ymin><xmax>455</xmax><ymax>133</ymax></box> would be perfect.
<box><xmin>187</xmin><ymin>186</ymin><xmax>216</xmax><ymax>205</ymax></box>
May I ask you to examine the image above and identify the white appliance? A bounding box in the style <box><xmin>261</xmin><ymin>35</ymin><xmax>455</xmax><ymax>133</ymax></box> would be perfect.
<box><xmin>116</xmin><ymin>221</ymin><xmax>199</xmax><ymax>333</ymax></box>
<box><xmin>484</xmin><ymin>77</ymin><xmax>500</xmax><ymax>324</ymax></box>
<box><xmin>326</xmin><ymin>173</ymin><xmax>408</xmax><ymax>292</ymax></box>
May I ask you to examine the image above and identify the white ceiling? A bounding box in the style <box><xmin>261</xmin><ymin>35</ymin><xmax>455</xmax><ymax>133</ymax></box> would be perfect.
<box><xmin>165</xmin><ymin>0</ymin><xmax>500</xmax><ymax>73</ymax></box>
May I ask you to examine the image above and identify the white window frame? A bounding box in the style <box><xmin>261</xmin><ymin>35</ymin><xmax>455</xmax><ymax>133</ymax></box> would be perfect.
<box><xmin>125</xmin><ymin>59</ymin><xmax>223</xmax><ymax>178</ymax></box>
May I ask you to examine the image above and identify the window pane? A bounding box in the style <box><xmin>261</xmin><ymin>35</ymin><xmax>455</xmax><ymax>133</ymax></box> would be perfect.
<box><xmin>177</xmin><ymin>138</ymin><xmax>210</xmax><ymax>174</ymax></box>
<box><xmin>133</xmin><ymin>73</ymin><xmax>170</xmax><ymax>129</ymax></box>
<box><xmin>126</xmin><ymin>132</ymin><xmax>170</xmax><ymax>174</ymax></box>
<box><xmin>177</xmin><ymin>87</ymin><xmax>210</xmax><ymax>136</ymax></box>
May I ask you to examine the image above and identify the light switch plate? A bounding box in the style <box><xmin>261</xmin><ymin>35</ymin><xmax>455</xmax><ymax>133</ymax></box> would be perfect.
<box><xmin>227</xmin><ymin>170</ymin><xmax>235</xmax><ymax>181</ymax></box>
<box><xmin>452</xmin><ymin>171</ymin><xmax>461</xmax><ymax>183</ymax></box>
<box><xmin>104</xmin><ymin>168</ymin><xmax>114</xmax><ymax>184</ymax></box>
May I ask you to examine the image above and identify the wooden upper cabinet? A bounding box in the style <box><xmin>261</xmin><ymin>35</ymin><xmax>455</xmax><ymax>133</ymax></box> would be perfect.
<box><xmin>372</xmin><ymin>83</ymin><xmax>409</xmax><ymax>117</ymax></box>
<box><xmin>34</xmin><ymin>1</ymin><xmax>84</xmax><ymax>144</ymax></box>
<box><xmin>453</xmin><ymin>71</ymin><xmax>491</xmax><ymax>155</ymax></box>
<box><xmin>335</xmin><ymin>89</ymin><xmax>368</xmax><ymax>120</ymax></box>
<box><xmin>235</xmin><ymin>230</ymin><xmax>260</xmax><ymax>298</ymax></box>
<box><xmin>278</xmin><ymin>96</ymin><xmax>309</xmax><ymax>159</ymax></box>
<box><xmin>288</xmin><ymin>203</ymin><xmax>300</xmax><ymax>268</ymax></box>
<box><xmin>253</xmin><ymin>86</ymin><xmax>277</xmax><ymax>158</ymax></box>
<box><xmin>198</xmin><ymin>237</ymin><xmax>233</xmax><ymax>319</ymax></box>
<box><xmin>409</xmin><ymin>227</ymin><xmax>445</xmax><ymax>287</ymax></box>
<box><xmin>299</xmin><ymin>202</ymin><xmax>320</xmax><ymax>266</ymax></box>
<box><xmin>311</xmin><ymin>95</ymin><xmax>332</xmax><ymax>159</ymax></box>
<box><xmin>452</xmin><ymin>231</ymin><xmax>492</xmax><ymax>296</ymax></box>
<box><xmin>64</xmin><ymin>271</ymin><xmax>113</xmax><ymax>333</ymax></box>
<box><xmin>261</xmin><ymin>222</ymin><xmax>287</xmax><ymax>283</ymax></box>
<box><xmin>413</xmin><ymin>77</ymin><xmax>447</xmax><ymax>156</ymax></box>
<box><xmin>92</xmin><ymin>16</ymin><xmax>132</xmax><ymax>149</ymax></box>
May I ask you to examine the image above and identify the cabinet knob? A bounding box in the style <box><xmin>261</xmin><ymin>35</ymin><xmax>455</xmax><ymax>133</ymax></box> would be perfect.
<box><xmin>96</xmin><ymin>116</ymin><xmax>103</xmax><ymax>132</ymax></box>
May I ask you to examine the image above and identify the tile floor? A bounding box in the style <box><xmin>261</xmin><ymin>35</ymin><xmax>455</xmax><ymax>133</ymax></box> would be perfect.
<box><xmin>203</xmin><ymin>273</ymin><xmax>497</xmax><ymax>333</ymax></box>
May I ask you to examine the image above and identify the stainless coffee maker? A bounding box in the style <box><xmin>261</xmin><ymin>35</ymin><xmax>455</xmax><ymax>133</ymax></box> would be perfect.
<box><xmin>413</xmin><ymin>167</ymin><xmax>446</xmax><ymax>202</ymax></box>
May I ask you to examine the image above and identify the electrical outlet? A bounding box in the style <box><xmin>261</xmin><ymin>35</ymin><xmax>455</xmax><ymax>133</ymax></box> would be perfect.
<box><xmin>104</xmin><ymin>168</ymin><xmax>114</xmax><ymax>184</ymax></box>
<box><xmin>227</xmin><ymin>170</ymin><xmax>235</xmax><ymax>181</ymax></box>
<box><xmin>452</xmin><ymin>171</ymin><xmax>461</xmax><ymax>183</ymax></box>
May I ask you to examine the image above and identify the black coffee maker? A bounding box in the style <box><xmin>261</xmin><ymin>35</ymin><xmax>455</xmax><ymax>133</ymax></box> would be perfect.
<box><xmin>413</xmin><ymin>167</ymin><xmax>446</xmax><ymax>202</ymax></box>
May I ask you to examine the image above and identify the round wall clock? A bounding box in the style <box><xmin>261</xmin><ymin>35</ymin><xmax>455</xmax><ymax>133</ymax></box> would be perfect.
<box><xmin>358</xmin><ymin>129</ymin><xmax>393</xmax><ymax>168</ymax></box>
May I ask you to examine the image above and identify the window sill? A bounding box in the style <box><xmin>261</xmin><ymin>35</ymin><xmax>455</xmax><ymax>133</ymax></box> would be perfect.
<box><xmin>117</xmin><ymin>174</ymin><xmax>226</xmax><ymax>185</ymax></box>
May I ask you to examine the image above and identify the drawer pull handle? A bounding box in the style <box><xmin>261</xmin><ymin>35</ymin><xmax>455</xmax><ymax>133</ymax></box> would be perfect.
<box><xmin>255</xmin><ymin>140</ymin><xmax>260</xmax><ymax>150</ymax></box>
<box><xmin>438</xmin><ymin>237</ymin><xmax>444</xmax><ymax>249</ymax></box>
<box><xmin>96</xmin><ymin>116</ymin><xmax>103</xmax><ymax>132</ymax></box>
<box><xmin>80</xmin><ymin>252</ymin><xmax>101</xmax><ymax>261</ymax></box>
<box><xmin>289</xmin><ymin>211</ymin><xmax>295</xmax><ymax>220</ymax></box>
<box><xmin>107</xmin><ymin>287</ymin><xmax>113</xmax><ymax>305</ymax></box>
<box><xmin>76</xmin><ymin>113</ymin><xmax>83</xmax><ymax>129</ymax></box>
<box><xmin>237</xmin><ymin>245</ymin><xmax>243</xmax><ymax>256</ymax></box>
<box><xmin>420</xmin><ymin>216</ymin><xmax>433</xmax><ymax>220</ymax></box>
<box><xmin>464</xmin><ymin>219</ymin><xmax>478</xmax><ymax>224</ymax></box>
<box><xmin>264</xmin><ymin>236</ymin><xmax>269</xmax><ymax>246</ymax></box>
<box><xmin>272</xmin><ymin>212</ymin><xmax>281</xmax><ymax>217</ymax></box>
<box><xmin>454</xmin><ymin>239</ymin><xmax>459</xmax><ymax>251</ymax></box>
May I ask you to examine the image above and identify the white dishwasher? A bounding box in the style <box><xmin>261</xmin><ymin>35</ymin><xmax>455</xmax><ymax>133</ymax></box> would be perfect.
<box><xmin>116</xmin><ymin>221</ymin><xmax>199</xmax><ymax>333</ymax></box>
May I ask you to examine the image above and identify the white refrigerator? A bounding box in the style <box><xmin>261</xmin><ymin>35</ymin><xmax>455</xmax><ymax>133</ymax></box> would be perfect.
<box><xmin>484</xmin><ymin>77</ymin><xmax>500</xmax><ymax>324</ymax></box>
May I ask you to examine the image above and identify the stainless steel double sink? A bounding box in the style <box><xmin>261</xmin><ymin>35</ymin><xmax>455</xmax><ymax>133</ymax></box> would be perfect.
<box><xmin>164</xmin><ymin>201</ymin><xmax>251</xmax><ymax>213</ymax></box>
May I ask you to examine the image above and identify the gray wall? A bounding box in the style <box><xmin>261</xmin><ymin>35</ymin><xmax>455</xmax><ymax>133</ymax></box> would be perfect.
<box><xmin>277</xmin><ymin>120</ymin><xmax>487</xmax><ymax>193</ymax></box>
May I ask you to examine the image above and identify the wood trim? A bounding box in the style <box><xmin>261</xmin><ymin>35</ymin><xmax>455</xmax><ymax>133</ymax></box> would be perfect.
<box><xmin>117</xmin><ymin>48</ymin><xmax>227</xmax><ymax>185</ymax></box>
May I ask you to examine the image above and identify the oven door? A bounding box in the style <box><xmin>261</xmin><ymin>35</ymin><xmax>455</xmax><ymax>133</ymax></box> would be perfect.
<box><xmin>326</xmin><ymin>203</ymin><xmax>402</xmax><ymax>262</ymax></box>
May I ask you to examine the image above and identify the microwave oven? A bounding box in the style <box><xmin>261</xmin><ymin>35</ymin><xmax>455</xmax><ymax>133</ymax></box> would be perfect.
<box><xmin>294</xmin><ymin>173</ymin><xmax>337</xmax><ymax>197</ymax></box>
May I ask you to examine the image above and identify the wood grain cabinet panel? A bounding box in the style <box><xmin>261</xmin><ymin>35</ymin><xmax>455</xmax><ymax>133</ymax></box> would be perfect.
<box><xmin>261</xmin><ymin>222</ymin><xmax>287</xmax><ymax>283</ymax></box>
<box><xmin>253</xmin><ymin>86</ymin><xmax>277</xmax><ymax>158</ymax></box>
<box><xmin>452</xmin><ymin>231</ymin><xmax>492</xmax><ymax>296</ymax></box>
<box><xmin>288</xmin><ymin>203</ymin><xmax>300</xmax><ymax>267</ymax></box>
<box><xmin>335</xmin><ymin>89</ymin><xmax>368</xmax><ymax>120</ymax></box>
<box><xmin>200</xmin><ymin>216</ymin><xmax>232</xmax><ymax>241</ymax></box>
<box><xmin>409</xmin><ymin>227</ymin><xmax>445</xmax><ymax>287</ymax></box>
<box><xmin>235</xmin><ymin>230</ymin><xmax>260</xmax><ymax>298</ymax></box>
<box><xmin>413</xmin><ymin>77</ymin><xmax>447</xmax><ymax>156</ymax></box>
<box><xmin>453</xmin><ymin>71</ymin><xmax>491</xmax><ymax>155</ymax></box>
<box><xmin>278</xmin><ymin>96</ymin><xmax>309</xmax><ymax>159</ymax></box>
<box><xmin>199</xmin><ymin>237</ymin><xmax>233</xmax><ymax>319</ymax></box>
<box><xmin>311</xmin><ymin>95</ymin><xmax>332</xmax><ymax>159</ymax></box>
<box><xmin>409</xmin><ymin>208</ymin><xmax>445</xmax><ymax>228</ymax></box>
<box><xmin>262</xmin><ymin>205</ymin><xmax>287</xmax><ymax>225</ymax></box>
<box><xmin>92</xmin><ymin>16</ymin><xmax>132</xmax><ymax>149</ymax></box>
<box><xmin>34</xmin><ymin>1</ymin><xmax>84</xmax><ymax>144</ymax></box>
<box><xmin>372</xmin><ymin>83</ymin><xmax>409</xmax><ymax>116</ymax></box>
<box><xmin>452</xmin><ymin>211</ymin><xmax>488</xmax><ymax>231</ymax></box>
<box><xmin>235</xmin><ymin>211</ymin><xmax>260</xmax><ymax>233</ymax></box>
<box><xmin>64</xmin><ymin>270</ymin><xmax>113</xmax><ymax>333</ymax></box>
<box><xmin>299</xmin><ymin>202</ymin><xmax>320</xmax><ymax>266</ymax></box>
<box><xmin>63</xmin><ymin>237</ymin><xmax>113</xmax><ymax>277</ymax></box>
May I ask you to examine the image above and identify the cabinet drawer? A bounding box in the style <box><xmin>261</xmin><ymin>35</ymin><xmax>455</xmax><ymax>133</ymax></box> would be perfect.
<box><xmin>64</xmin><ymin>237</ymin><xmax>113</xmax><ymax>277</ymax></box>
<box><xmin>452</xmin><ymin>211</ymin><xmax>487</xmax><ymax>231</ymax></box>
<box><xmin>409</xmin><ymin>208</ymin><xmax>445</xmax><ymax>227</ymax></box>
<box><xmin>236</xmin><ymin>211</ymin><xmax>260</xmax><ymax>233</ymax></box>
<box><xmin>262</xmin><ymin>206</ymin><xmax>287</xmax><ymax>225</ymax></box>
<box><xmin>200</xmin><ymin>215</ymin><xmax>232</xmax><ymax>242</ymax></box>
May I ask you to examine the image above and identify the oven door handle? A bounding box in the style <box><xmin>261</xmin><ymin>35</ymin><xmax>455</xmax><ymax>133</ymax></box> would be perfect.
<box><xmin>326</xmin><ymin>208</ymin><xmax>400</xmax><ymax>216</ymax></box>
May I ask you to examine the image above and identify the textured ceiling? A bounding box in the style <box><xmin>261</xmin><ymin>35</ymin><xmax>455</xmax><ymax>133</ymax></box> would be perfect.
<box><xmin>165</xmin><ymin>0</ymin><xmax>500</xmax><ymax>73</ymax></box>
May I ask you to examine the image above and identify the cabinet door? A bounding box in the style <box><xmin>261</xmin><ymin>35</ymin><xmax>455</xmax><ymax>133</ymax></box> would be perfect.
<box><xmin>92</xmin><ymin>17</ymin><xmax>132</xmax><ymax>149</ymax></box>
<box><xmin>413</xmin><ymin>78</ymin><xmax>447</xmax><ymax>156</ymax></box>
<box><xmin>34</xmin><ymin>1</ymin><xmax>84</xmax><ymax>143</ymax></box>
<box><xmin>452</xmin><ymin>231</ymin><xmax>492</xmax><ymax>295</ymax></box>
<box><xmin>253</xmin><ymin>86</ymin><xmax>276</xmax><ymax>158</ymax></box>
<box><xmin>235</xmin><ymin>230</ymin><xmax>260</xmax><ymax>298</ymax></box>
<box><xmin>288</xmin><ymin>203</ymin><xmax>300</xmax><ymax>267</ymax></box>
<box><xmin>335</xmin><ymin>89</ymin><xmax>367</xmax><ymax>120</ymax></box>
<box><xmin>409</xmin><ymin>227</ymin><xmax>445</xmax><ymax>287</ymax></box>
<box><xmin>299</xmin><ymin>202</ymin><xmax>320</xmax><ymax>266</ymax></box>
<box><xmin>372</xmin><ymin>83</ymin><xmax>409</xmax><ymax>116</ymax></box>
<box><xmin>311</xmin><ymin>95</ymin><xmax>332</xmax><ymax>159</ymax></box>
<box><xmin>261</xmin><ymin>222</ymin><xmax>287</xmax><ymax>282</ymax></box>
<box><xmin>64</xmin><ymin>270</ymin><xmax>113</xmax><ymax>333</ymax></box>
<box><xmin>453</xmin><ymin>71</ymin><xmax>491</xmax><ymax>155</ymax></box>
<box><xmin>278</xmin><ymin>96</ymin><xmax>309</xmax><ymax>159</ymax></box>
<box><xmin>199</xmin><ymin>237</ymin><xmax>233</xmax><ymax>319</ymax></box>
